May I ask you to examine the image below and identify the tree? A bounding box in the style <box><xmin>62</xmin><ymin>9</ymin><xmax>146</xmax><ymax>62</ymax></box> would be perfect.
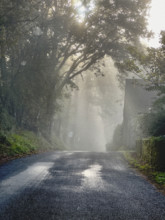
<box><xmin>116</xmin><ymin>31</ymin><xmax>165</xmax><ymax>86</ymax></box>
<box><xmin>137</xmin><ymin>111</ymin><xmax>165</xmax><ymax>137</ymax></box>
<box><xmin>0</xmin><ymin>0</ymin><xmax>151</xmax><ymax>138</ymax></box>
<box><xmin>117</xmin><ymin>31</ymin><xmax>165</xmax><ymax>137</ymax></box>
<box><xmin>116</xmin><ymin>31</ymin><xmax>165</xmax><ymax>107</ymax></box>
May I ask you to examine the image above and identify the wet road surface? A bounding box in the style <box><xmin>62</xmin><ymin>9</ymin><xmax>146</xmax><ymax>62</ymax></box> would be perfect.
<box><xmin>0</xmin><ymin>151</ymin><xmax>165</xmax><ymax>219</ymax></box>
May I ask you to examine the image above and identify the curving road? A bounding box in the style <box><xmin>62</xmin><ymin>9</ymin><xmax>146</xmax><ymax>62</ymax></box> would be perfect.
<box><xmin>0</xmin><ymin>151</ymin><xmax>165</xmax><ymax>219</ymax></box>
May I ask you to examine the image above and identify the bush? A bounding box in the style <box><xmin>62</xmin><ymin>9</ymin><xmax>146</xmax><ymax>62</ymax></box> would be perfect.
<box><xmin>153</xmin><ymin>172</ymin><xmax>165</xmax><ymax>185</ymax></box>
<box><xmin>8</xmin><ymin>133</ymin><xmax>37</xmax><ymax>156</ymax></box>
<box><xmin>0</xmin><ymin>108</ymin><xmax>15</xmax><ymax>131</ymax></box>
<box><xmin>139</xmin><ymin>111</ymin><xmax>165</xmax><ymax>137</ymax></box>
<box><xmin>141</xmin><ymin>136</ymin><xmax>165</xmax><ymax>171</ymax></box>
<box><xmin>0</xmin><ymin>130</ymin><xmax>66</xmax><ymax>160</ymax></box>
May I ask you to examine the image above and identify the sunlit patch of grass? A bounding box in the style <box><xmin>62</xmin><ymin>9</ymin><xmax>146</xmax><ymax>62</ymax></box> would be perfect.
<box><xmin>8</xmin><ymin>134</ymin><xmax>37</xmax><ymax>156</ymax></box>
<box><xmin>0</xmin><ymin>130</ymin><xmax>66</xmax><ymax>164</ymax></box>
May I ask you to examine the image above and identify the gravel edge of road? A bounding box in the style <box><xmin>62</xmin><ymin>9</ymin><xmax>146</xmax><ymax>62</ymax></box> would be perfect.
<box><xmin>122</xmin><ymin>151</ymin><xmax>165</xmax><ymax>196</ymax></box>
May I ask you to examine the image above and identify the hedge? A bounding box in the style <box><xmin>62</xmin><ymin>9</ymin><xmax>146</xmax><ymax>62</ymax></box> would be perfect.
<box><xmin>136</xmin><ymin>137</ymin><xmax>165</xmax><ymax>171</ymax></box>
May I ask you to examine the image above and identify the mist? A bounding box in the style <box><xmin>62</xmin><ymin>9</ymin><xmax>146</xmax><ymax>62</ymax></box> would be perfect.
<box><xmin>0</xmin><ymin>0</ymin><xmax>160</xmax><ymax>156</ymax></box>
<box><xmin>52</xmin><ymin>57</ymin><xmax>124</xmax><ymax>152</ymax></box>
<box><xmin>1</xmin><ymin>2</ymin><xmax>165</xmax><ymax>218</ymax></box>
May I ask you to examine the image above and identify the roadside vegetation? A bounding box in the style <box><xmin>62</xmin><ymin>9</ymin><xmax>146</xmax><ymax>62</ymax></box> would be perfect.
<box><xmin>106</xmin><ymin>31</ymin><xmax>165</xmax><ymax>194</ymax></box>
<box><xmin>0</xmin><ymin>130</ymin><xmax>65</xmax><ymax>165</ymax></box>
<box><xmin>124</xmin><ymin>151</ymin><xmax>165</xmax><ymax>195</ymax></box>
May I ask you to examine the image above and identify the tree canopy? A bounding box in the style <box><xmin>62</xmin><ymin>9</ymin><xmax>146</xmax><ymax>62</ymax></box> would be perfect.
<box><xmin>0</xmin><ymin>0</ymin><xmax>151</xmax><ymax>138</ymax></box>
<box><xmin>117</xmin><ymin>31</ymin><xmax>165</xmax><ymax>137</ymax></box>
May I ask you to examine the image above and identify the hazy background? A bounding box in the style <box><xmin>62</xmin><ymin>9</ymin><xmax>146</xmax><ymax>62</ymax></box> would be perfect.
<box><xmin>51</xmin><ymin>0</ymin><xmax>165</xmax><ymax>152</ymax></box>
<box><xmin>52</xmin><ymin>57</ymin><xmax>124</xmax><ymax>151</ymax></box>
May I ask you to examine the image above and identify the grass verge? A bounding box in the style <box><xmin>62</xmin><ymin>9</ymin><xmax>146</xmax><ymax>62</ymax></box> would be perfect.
<box><xmin>0</xmin><ymin>130</ymin><xmax>66</xmax><ymax>165</ymax></box>
<box><xmin>123</xmin><ymin>151</ymin><xmax>165</xmax><ymax>195</ymax></box>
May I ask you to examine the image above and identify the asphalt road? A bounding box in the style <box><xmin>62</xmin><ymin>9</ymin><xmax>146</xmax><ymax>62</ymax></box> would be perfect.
<box><xmin>0</xmin><ymin>151</ymin><xmax>165</xmax><ymax>220</ymax></box>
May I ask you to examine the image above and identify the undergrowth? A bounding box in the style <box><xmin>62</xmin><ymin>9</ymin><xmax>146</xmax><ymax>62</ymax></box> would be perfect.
<box><xmin>123</xmin><ymin>152</ymin><xmax>165</xmax><ymax>191</ymax></box>
<box><xmin>0</xmin><ymin>130</ymin><xmax>66</xmax><ymax>163</ymax></box>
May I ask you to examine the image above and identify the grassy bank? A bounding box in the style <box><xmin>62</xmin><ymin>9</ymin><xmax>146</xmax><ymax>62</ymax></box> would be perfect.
<box><xmin>123</xmin><ymin>151</ymin><xmax>165</xmax><ymax>195</ymax></box>
<box><xmin>0</xmin><ymin>130</ymin><xmax>66</xmax><ymax>165</ymax></box>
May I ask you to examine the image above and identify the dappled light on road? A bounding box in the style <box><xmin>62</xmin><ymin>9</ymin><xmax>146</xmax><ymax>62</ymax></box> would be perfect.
<box><xmin>82</xmin><ymin>164</ymin><xmax>104</xmax><ymax>189</ymax></box>
<box><xmin>0</xmin><ymin>162</ymin><xmax>54</xmax><ymax>206</ymax></box>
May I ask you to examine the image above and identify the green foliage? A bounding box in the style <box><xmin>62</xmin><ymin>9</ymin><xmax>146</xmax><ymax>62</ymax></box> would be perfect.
<box><xmin>0</xmin><ymin>0</ymin><xmax>151</xmax><ymax>137</ymax></box>
<box><xmin>139</xmin><ymin>111</ymin><xmax>165</xmax><ymax>137</ymax></box>
<box><xmin>0</xmin><ymin>130</ymin><xmax>66</xmax><ymax>160</ymax></box>
<box><xmin>116</xmin><ymin>31</ymin><xmax>165</xmax><ymax>85</ymax></box>
<box><xmin>0</xmin><ymin>108</ymin><xmax>15</xmax><ymax>131</ymax></box>
<box><xmin>0</xmin><ymin>132</ymin><xmax>10</xmax><ymax>156</ymax></box>
<box><xmin>140</xmin><ymin>137</ymin><xmax>165</xmax><ymax>171</ymax></box>
<box><xmin>0</xmin><ymin>132</ymin><xmax>39</xmax><ymax>157</ymax></box>
<box><xmin>124</xmin><ymin>152</ymin><xmax>165</xmax><ymax>188</ymax></box>
<box><xmin>123</xmin><ymin>152</ymin><xmax>151</xmax><ymax>170</ymax></box>
<box><xmin>117</xmin><ymin>31</ymin><xmax>165</xmax><ymax>108</ymax></box>
<box><xmin>8</xmin><ymin>134</ymin><xmax>38</xmax><ymax>156</ymax></box>
<box><xmin>153</xmin><ymin>172</ymin><xmax>165</xmax><ymax>185</ymax></box>
<box><xmin>127</xmin><ymin>136</ymin><xmax>165</xmax><ymax>171</ymax></box>
<box><xmin>0</xmin><ymin>133</ymin><xmax>9</xmax><ymax>145</ymax></box>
